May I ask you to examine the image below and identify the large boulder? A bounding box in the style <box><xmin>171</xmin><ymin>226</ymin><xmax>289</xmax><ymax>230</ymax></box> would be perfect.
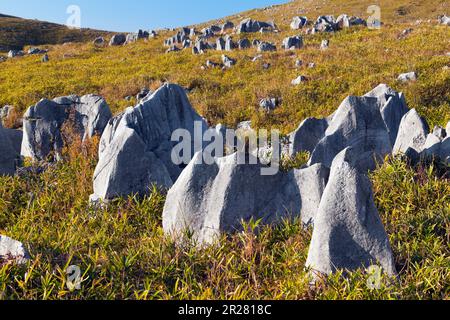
<box><xmin>91</xmin><ymin>83</ymin><xmax>208</xmax><ymax>201</ymax></box>
<box><xmin>393</xmin><ymin>109</ymin><xmax>429</xmax><ymax>154</ymax></box>
<box><xmin>163</xmin><ymin>151</ymin><xmax>329</xmax><ymax>244</ymax></box>
<box><xmin>364</xmin><ymin>84</ymin><xmax>409</xmax><ymax>145</ymax></box>
<box><xmin>308</xmin><ymin>95</ymin><xmax>392</xmax><ymax>169</ymax></box>
<box><xmin>21</xmin><ymin>94</ymin><xmax>112</xmax><ymax>161</ymax></box>
<box><xmin>0</xmin><ymin>123</ymin><xmax>22</xmax><ymax>175</ymax></box>
<box><xmin>306</xmin><ymin>148</ymin><xmax>397</xmax><ymax>277</ymax></box>
<box><xmin>0</xmin><ymin>235</ymin><xmax>30</xmax><ymax>264</ymax></box>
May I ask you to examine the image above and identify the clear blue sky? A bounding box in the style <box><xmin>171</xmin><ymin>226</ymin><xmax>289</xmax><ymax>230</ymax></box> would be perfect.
<box><xmin>0</xmin><ymin>0</ymin><xmax>287</xmax><ymax>32</ymax></box>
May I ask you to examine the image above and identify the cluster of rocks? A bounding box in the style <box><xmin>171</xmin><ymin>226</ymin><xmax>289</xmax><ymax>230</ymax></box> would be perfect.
<box><xmin>156</xmin><ymin>84</ymin><xmax>446</xmax><ymax>278</ymax></box>
<box><xmin>108</xmin><ymin>29</ymin><xmax>158</xmax><ymax>47</ymax></box>
<box><xmin>21</xmin><ymin>94</ymin><xmax>112</xmax><ymax>161</ymax></box>
<box><xmin>4</xmin><ymin>47</ymin><xmax>49</xmax><ymax>62</ymax></box>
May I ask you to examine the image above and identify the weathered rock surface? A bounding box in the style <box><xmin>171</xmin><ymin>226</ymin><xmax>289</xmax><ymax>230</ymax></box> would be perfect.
<box><xmin>257</xmin><ymin>42</ymin><xmax>277</xmax><ymax>52</ymax></box>
<box><xmin>237</xmin><ymin>18</ymin><xmax>276</xmax><ymax>33</ymax></box>
<box><xmin>290</xmin><ymin>16</ymin><xmax>308</xmax><ymax>29</ymax></box>
<box><xmin>306</xmin><ymin>147</ymin><xmax>397</xmax><ymax>277</ymax></box>
<box><xmin>393</xmin><ymin>109</ymin><xmax>429</xmax><ymax>154</ymax></box>
<box><xmin>260</xmin><ymin>98</ymin><xmax>280</xmax><ymax>112</ymax></box>
<box><xmin>237</xmin><ymin>38</ymin><xmax>251</xmax><ymax>49</ymax></box>
<box><xmin>163</xmin><ymin>152</ymin><xmax>329</xmax><ymax>244</ymax></box>
<box><xmin>364</xmin><ymin>84</ymin><xmax>409</xmax><ymax>145</ymax></box>
<box><xmin>109</xmin><ymin>34</ymin><xmax>126</xmax><ymax>46</ymax></box>
<box><xmin>289</xmin><ymin>118</ymin><xmax>329</xmax><ymax>156</ymax></box>
<box><xmin>313</xmin><ymin>15</ymin><xmax>337</xmax><ymax>32</ymax></box>
<box><xmin>21</xmin><ymin>94</ymin><xmax>112</xmax><ymax>161</ymax></box>
<box><xmin>282</xmin><ymin>36</ymin><xmax>304</xmax><ymax>50</ymax></box>
<box><xmin>0</xmin><ymin>123</ymin><xmax>22</xmax><ymax>175</ymax></box>
<box><xmin>91</xmin><ymin>83</ymin><xmax>208</xmax><ymax>201</ymax></box>
<box><xmin>309</xmin><ymin>95</ymin><xmax>392</xmax><ymax>169</ymax></box>
<box><xmin>0</xmin><ymin>235</ymin><xmax>30</xmax><ymax>264</ymax></box>
<box><xmin>398</xmin><ymin>72</ymin><xmax>417</xmax><ymax>82</ymax></box>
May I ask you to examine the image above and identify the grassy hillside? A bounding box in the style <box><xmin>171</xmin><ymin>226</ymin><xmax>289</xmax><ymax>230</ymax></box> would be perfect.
<box><xmin>0</xmin><ymin>14</ymin><xmax>111</xmax><ymax>52</ymax></box>
<box><xmin>0</xmin><ymin>0</ymin><xmax>449</xmax><ymax>300</ymax></box>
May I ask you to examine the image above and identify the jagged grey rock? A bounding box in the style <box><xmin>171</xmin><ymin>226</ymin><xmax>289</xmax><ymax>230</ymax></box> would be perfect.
<box><xmin>91</xmin><ymin>83</ymin><xmax>208</xmax><ymax>201</ymax></box>
<box><xmin>8</xmin><ymin>50</ymin><xmax>24</xmax><ymax>58</ymax></box>
<box><xmin>364</xmin><ymin>84</ymin><xmax>409</xmax><ymax>145</ymax></box>
<box><xmin>221</xmin><ymin>21</ymin><xmax>234</xmax><ymax>32</ymax></box>
<box><xmin>216</xmin><ymin>37</ymin><xmax>226</xmax><ymax>51</ymax></box>
<box><xmin>289</xmin><ymin>118</ymin><xmax>329</xmax><ymax>156</ymax></box>
<box><xmin>439</xmin><ymin>15</ymin><xmax>450</xmax><ymax>26</ymax></box>
<box><xmin>260</xmin><ymin>98</ymin><xmax>280</xmax><ymax>112</ymax></box>
<box><xmin>290</xmin><ymin>16</ymin><xmax>308</xmax><ymax>29</ymax></box>
<box><xmin>320</xmin><ymin>39</ymin><xmax>329</xmax><ymax>50</ymax></box>
<box><xmin>222</xmin><ymin>55</ymin><xmax>236</xmax><ymax>68</ymax></box>
<box><xmin>282</xmin><ymin>36</ymin><xmax>303</xmax><ymax>50</ymax></box>
<box><xmin>393</xmin><ymin>109</ymin><xmax>429</xmax><ymax>154</ymax></box>
<box><xmin>291</xmin><ymin>75</ymin><xmax>308</xmax><ymax>85</ymax></box>
<box><xmin>257</xmin><ymin>42</ymin><xmax>277</xmax><ymax>52</ymax></box>
<box><xmin>224</xmin><ymin>35</ymin><xmax>236</xmax><ymax>51</ymax></box>
<box><xmin>237</xmin><ymin>38</ymin><xmax>251</xmax><ymax>49</ymax></box>
<box><xmin>398</xmin><ymin>72</ymin><xmax>417</xmax><ymax>82</ymax></box>
<box><xmin>109</xmin><ymin>34</ymin><xmax>126</xmax><ymax>46</ymax></box>
<box><xmin>0</xmin><ymin>235</ymin><xmax>30</xmax><ymax>264</ymax></box>
<box><xmin>306</xmin><ymin>147</ymin><xmax>397</xmax><ymax>277</ymax></box>
<box><xmin>0</xmin><ymin>123</ymin><xmax>22</xmax><ymax>175</ymax></box>
<box><xmin>237</xmin><ymin>18</ymin><xmax>276</xmax><ymax>33</ymax></box>
<box><xmin>309</xmin><ymin>95</ymin><xmax>392</xmax><ymax>169</ymax></box>
<box><xmin>93</xmin><ymin>37</ymin><xmax>105</xmax><ymax>46</ymax></box>
<box><xmin>314</xmin><ymin>15</ymin><xmax>337</xmax><ymax>32</ymax></box>
<box><xmin>163</xmin><ymin>152</ymin><xmax>329</xmax><ymax>244</ymax></box>
<box><xmin>21</xmin><ymin>94</ymin><xmax>112</xmax><ymax>161</ymax></box>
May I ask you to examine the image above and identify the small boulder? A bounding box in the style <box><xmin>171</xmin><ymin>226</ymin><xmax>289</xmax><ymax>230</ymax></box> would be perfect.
<box><xmin>257</xmin><ymin>42</ymin><xmax>277</xmax><ymax>52</ymax></box>
<box><xmin>260</xmin><ymin>97</ymin><xmax>281</xmax><ymax>112</ymax></box>
<box><xmin>397</xmin><ymin>72</ymin><xmax>417</xmax><ymax>82</ymax></box>
<box><xmin>163</xmin><ymin>152</ymin><xmax>329</xmax><ymax>244</ymax></box>
<box><xmin>0</xmin><ymin>235</ymin><xmax>30</xmax><ymax>264</ymax></box>
<box><xmin>393</xmin><ymin>109</ymin><xmax>429</xmax><ymax>154</ymax></box>
<box><xmin>290</xmin><ymin>16</ymin><xmax>308</xmax><ymax>30</ymax></box>
<box><xmin>282</xmin><ymin>35</ymin><xmax>304</xmax><ymax>50</ymax></box>
<box><xmin>438</xmin><ymin>15</ymin><xmax>450</xmax><ymax>26</ymax></box>
<box><xmin>291</xmin><ymin>75</ymin><xmax>308</xmax><ymax>85</ymax></box>
<box><xmin>237</xmin><ymin>38</ymin><xmax>251</xmax><ymax>49</ymax></box>
<box><xmin>222</xmin><ymin>54</ymin><xmax>236</xmax><ymax>68</ymax></box>
<box><xmin>320</xmin><ymin>39</ymin><xmax>329</xmax><ymax>50</ymax></box>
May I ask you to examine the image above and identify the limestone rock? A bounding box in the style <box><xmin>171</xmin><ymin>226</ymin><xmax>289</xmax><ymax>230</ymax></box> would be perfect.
<box><xmin>21</xmin><ymin>94</ymin><xmax>112</xmax><ymax>161</ymax></box>
<box><xmin>163</xmin><ymin>152</ymin><xmax>329</xmax><ymax>244</ymax></box>
<box><xmin>290</xmin><ymin>16</ymin><xmax>308</xmax><ymax>30</ymax></box>
<box><xmin>364</xmin><ymin>84</ymin><xmax>409</xmax><ymax>145</ymax></box>
<box><xmin>91</xmin><ymin>83</ymin><xmax>208</xmax><ymax>201</ymax></box>
<box><xmin>309</xmin><ymin>96</ymin><xmax>392</xmax><ymax>169</ymax></box>
<box><xmin>0</xmin><ymin>235</ymin><xmax>30</xmax><ymax>264</ymax></box>
<box><xmin>237</xmin><ymin>18</ymin><xmax>276</xmax><ymax>33</ymax></box>
<box><xmin>282</xmin><ymin>36</ymin><xmax>304</xmax><ymax>50</ymax></box>
<box><xmin>306</xmin><ymin>148</ymin><xmax>397</xmax><ymax>277</ymax></box>
<box><xmin>289</xmin><ymin>118</ymin><xmax>329</xmax><ymax>156</ymax></box>
<box><xmin>398</xmin><ymin>72</ymin><xmax>417</xmax><ymax>82</ymax></box>
<box><xmin>0</xmin><ymin>123</ymin><xmax>22</xmax><ymax>175</ymax></box>
<box><xmin>393</xmin><ymin>109</ymin><xmax>429</xmax><ymax>154</ymax></box>
<box><xmin>109</xmin><ymin>34</ymin><xmax>126</xmax><ymax>46</ymax></box>
<box><xmin>257</xmin><ymin>42</ymin><xmax>277</xmax><ymax>52</ymax></box>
